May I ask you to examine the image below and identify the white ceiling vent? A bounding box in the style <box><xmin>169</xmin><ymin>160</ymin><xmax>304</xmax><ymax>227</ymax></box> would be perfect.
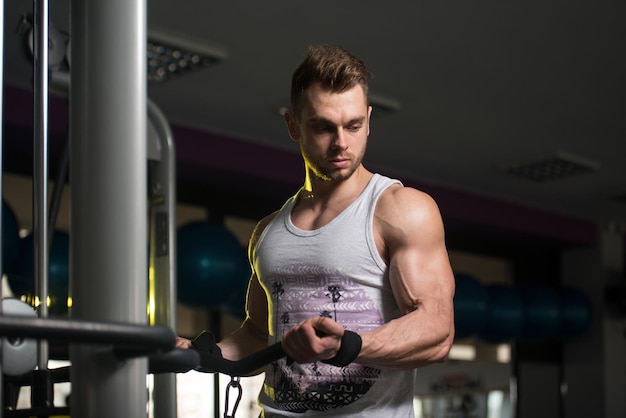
<box><xmin>147</xmin><ymin>30</ymin><xmax>226</xmax><ymax>83</ymax></box>
<box><xmin>499</xmin><ymin>151</ymin><xmax>601</xmax><ymax>182</ymax></box>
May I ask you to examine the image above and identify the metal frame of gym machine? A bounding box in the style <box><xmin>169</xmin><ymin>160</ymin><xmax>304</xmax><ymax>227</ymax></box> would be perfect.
<box><xmin>0</xmin><ymin>0</ymin><xmax>181</xmax><ymax>416</ymax></box>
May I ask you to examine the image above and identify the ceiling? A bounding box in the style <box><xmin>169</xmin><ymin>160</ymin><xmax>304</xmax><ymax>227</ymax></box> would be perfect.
<box><xmin>3</xmin><ymin>1</ymin><xmax>626</xmax><ymax>245</ymax></box>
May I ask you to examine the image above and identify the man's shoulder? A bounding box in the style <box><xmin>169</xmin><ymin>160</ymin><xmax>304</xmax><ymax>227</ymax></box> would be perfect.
<box><xmin>378</xmin><ymin>182</ymin><xmax>436</xmax><ymax>207</ymax></box>
<box><xmin>254</xmin><ymin>211</ymin><xmax>279</xmax><ymax>236</ymax></box>
<box><xmin>376</xmin><ymin>184</ymin><xmax>441</xmax><ymax>225</ymax></box>
<box><xmin>248</xmin><ymin>211</ymin><xmax>280</xmax><ymax>253</ymax></box>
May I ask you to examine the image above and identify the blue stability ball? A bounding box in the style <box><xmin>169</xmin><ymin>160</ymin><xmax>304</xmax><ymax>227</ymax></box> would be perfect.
<box><xmin>478</xmin><ymin>284</ymin><xmax>524</xmax><ymax>344</ymax></box>
<box><xmin>519</xmin><ymin>284</ymin><xmax>561</xmax><ymax>343</ymax></box>
<box><xmin>7</xmin><ymin>231</ymin><xmax>70</xmax><ymax>315</ymax></box>
<box><xmin>453</xmin><ymin>273</ymin><xmax>489</xmax><ymax>339</ymax></box>
<box><xmin>2</xmin><ymin>199</ymin><xmax>20</xmax><ymax>273</ymax></box>
<box><xmin>177</xmin><ymin>220</ymin><xmax>248</xmax><ymax>308</ymax></box>
<box><xmin>559</xmin><ymin>287</ymin><xmax>593</xmax><ymax>339</ymax></box>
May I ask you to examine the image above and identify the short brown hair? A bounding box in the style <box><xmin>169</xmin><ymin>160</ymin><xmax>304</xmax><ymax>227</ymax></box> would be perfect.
<box><xmin>290</xmin><ymin>45</ymin><xmax>373</xmax><ymax>116</ymax></box>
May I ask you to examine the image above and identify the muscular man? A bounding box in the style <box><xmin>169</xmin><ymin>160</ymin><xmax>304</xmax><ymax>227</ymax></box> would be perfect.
<box><xmin>178</xmin><ymin>44</ymin><xmax>455</xmax><ymax>417</ymax></box>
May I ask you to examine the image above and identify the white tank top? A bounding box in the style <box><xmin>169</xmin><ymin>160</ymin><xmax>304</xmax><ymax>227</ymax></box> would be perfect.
<box><xmin>253</xmin><ymin>173</ymin><xmax>416</xmax><ymax>417</ymax></box>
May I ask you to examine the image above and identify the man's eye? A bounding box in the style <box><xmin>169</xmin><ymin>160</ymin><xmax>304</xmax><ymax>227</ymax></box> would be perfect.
<box><xmin>346</xmin><ymin>125</ymin><xmax>361</xmax><ymax>132</ymax></box>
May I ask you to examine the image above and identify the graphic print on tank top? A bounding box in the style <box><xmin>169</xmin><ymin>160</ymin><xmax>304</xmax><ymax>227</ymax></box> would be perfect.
<box><xmin>265</xmin><ymin>264</ymin><xmax>382</xmax><ymax>412</ymax></box>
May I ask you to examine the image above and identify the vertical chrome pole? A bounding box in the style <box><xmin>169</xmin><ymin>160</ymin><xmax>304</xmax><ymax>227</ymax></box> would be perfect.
<box><xmin>148</xmin><ymin>100</ymin><xmax>178</xmax><ymax>418</ymax></box>
<box><xmin>31</xmin><ymin>1</ymin><xmax>56</xmax><ymax>412</ymax></box>
<box><xmin>0</xmin><ymin>0</ymin><xmax>5</xmax><ymax>410</ymax></box>
<box><xmin>33</xmin><ymin>0</ymin><xmax>50</xmax><ymax>370</ymax></box>
<box><xmin>0</xmin><ymin>2</ymin><xmax>5</xmax><ymax>289</ymax></box>
<box><xmin>69</xmin><ymin>0</ymin><xmax>148</xmax><ymax>416</ymax></box>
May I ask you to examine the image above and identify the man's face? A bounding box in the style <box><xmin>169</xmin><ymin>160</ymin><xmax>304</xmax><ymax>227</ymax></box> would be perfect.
<box><xmin>286</xmin><ymin>83</ymin><xmax>372</xmax><ymax>182</ymax></box>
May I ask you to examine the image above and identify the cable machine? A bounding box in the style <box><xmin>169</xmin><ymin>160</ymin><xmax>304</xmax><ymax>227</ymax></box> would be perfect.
<box><xmin>1</xmin><ymin>1</ymin><xmax>288</xmax><ymax>416</ymax></box>
<box><xmin>0</xmin><ymin>0</ymin><xmax>179</xmax><ymax>416</ymax></box>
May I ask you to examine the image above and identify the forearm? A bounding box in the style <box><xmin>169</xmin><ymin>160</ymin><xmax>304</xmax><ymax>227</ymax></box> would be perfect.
<box><xmin>355</xmin><ymin>310</ymin><xmax>453</xmax><ymax>370</ymax></box>
<box><xmin>217</xmin><ymin>318</ymin><xmax>269</xmax><ymax>374</ymax></box>
<box><xmin>216</xmin><ymin>268</ymin><xmax>270</xmax><ymax>371</ymax></box>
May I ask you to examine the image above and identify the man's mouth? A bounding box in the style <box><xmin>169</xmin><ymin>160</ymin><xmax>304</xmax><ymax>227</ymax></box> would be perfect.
<box><xmin>330</xmin><ymin>158</ymin><xmax>349</xmax><ymax>168</ymax></box>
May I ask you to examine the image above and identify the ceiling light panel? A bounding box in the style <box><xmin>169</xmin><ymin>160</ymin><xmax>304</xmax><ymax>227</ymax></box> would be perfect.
<box><xmin>147</xmin><ymin>30</ymin><xmax>226</xmax><ymax>83</ymax></box>
<box><xmin>499</xmin><ymin>151</ymin><xmax>601</xmax><ymax>182</ymax></box>
<box><xmin>147</xmin><ymin>41</ymin><xmax>222</xmax><ymax>82</ymax></box>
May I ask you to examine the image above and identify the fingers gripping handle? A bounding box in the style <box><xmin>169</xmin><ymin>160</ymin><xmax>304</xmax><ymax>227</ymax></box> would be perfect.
<box><xmin>187</xmin><ymin>330</ymin><xmax>361</xmax><ymax>376</ymax></box>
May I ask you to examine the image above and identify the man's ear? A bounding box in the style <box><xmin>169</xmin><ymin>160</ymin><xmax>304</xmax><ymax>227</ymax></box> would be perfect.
<box><xmin>284</xmin><ymin>111</ymin><xmax>301</xmax><ymax>142</ymax></box>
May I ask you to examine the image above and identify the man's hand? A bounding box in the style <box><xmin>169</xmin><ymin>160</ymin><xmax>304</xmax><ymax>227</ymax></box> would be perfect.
<box><xmin>175</xmin><ymin>336</ymin><xmax>193</xmax><ymax>349</ymax></box>
<box><xmin>175</xmin><ymin>332</ymin><xmax>226</xmax><ymax>373</ymax></box>
<box><xmin>281</xmin><ymin>317</ymin><xmax>346</xmax><ymax>364</ymax></box>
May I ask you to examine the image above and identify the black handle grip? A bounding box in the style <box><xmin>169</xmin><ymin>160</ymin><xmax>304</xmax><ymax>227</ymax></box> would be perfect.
<box><xmin>198</xmin><ymin>341</ymin><xmax>285</xmax><ymax>376</ymax></box>
<box><xmin>148</xmin><ymin>342</ymin><xmax>286</xmax><ymax>376</ymax></box>
<box><xmin>149</xmin><ymin>348</ymin><xmax>201</xmax><ymax>374</ymax></box>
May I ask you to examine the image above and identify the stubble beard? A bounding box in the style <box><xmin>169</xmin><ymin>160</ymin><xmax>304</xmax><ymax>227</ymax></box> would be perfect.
<box><xmin>303</xmin><ymin>148</ymin><xmax>365</xmax><ymax>184</ymax></box>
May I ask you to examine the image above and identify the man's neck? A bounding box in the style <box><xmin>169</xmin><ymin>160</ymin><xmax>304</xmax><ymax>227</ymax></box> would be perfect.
<box><xmin>300</xmin><ymin>165</ymin><xmax>373</xmax><ymax>206</ymax></box>
<box><xmin>291</xmin><ymin>167</ymin><xmax>373</xmax><ymax>230</ymax></box>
